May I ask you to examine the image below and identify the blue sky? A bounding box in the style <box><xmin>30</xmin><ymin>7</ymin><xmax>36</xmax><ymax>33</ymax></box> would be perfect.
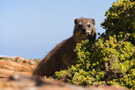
<box><xmin>0</xmin><ymin>0</ymin><xmax>116</xmax><ymax>59</ymax></box>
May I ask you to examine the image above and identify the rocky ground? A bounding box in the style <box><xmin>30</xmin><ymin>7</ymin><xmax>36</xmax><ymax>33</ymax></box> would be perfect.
<box><xmin>0</xmin><ymin>56</ymin><xmax>40</xmax><ymax>80</ymax></box>
<box><xmin>0</xmin><ymin>56</ymin><xmax>128</xmax><ymax>90</ymax></box>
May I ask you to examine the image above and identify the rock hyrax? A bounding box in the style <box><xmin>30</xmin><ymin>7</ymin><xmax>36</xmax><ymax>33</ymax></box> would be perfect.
<box><xmin>33</xmin><ymin>18</ymin><xmax>96</xmax><ymax>77</ymax></box>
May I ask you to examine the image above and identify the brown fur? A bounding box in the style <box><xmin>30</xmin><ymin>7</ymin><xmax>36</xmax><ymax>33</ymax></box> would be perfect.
<box><xmin>33</xmin><ymin>18</ymin><xmax>96</xmax><ymax>77</ymax></box>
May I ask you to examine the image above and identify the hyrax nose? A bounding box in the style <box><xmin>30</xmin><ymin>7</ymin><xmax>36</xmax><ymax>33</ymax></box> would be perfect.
<box><xmin>82</xmin><ymin>29</ymin><xmax>86</xmax><ymax>34</ymax></box>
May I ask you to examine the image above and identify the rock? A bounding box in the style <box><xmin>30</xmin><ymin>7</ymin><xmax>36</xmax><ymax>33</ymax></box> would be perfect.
<box><xmin>0</xmin><ymin>60</ymin><xmax>36</xmax><ymax>79</ymax></box>
<box><xmin>0</xmin><ymin>56</ymin><xmax>128</xmax><ymax>90</ymax></box>
<box><xmin>0</xmin><ymin>75</ymin><xmax>70</xmax><ymax>90</ymax></box>
<box><xmin>0</xmin><ymin>75</ymin><xmax>128</xmax><ymax>90</ymax></box>
<box><xmin>89</xmin><ymin>86</ymin><xmax>128</xmax><ymax>90</ymax></box>
<box><xmin>0</xmin><ymin>56</ymin><xmax>41</xmax><ymax>65</ymax></box>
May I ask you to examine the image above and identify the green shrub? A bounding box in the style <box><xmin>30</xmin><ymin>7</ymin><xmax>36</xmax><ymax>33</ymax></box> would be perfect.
<box><xmin>130</xmin><ymin>0</ymin><xmax>135</xmax><ymax>2</ymax></box>
<box><xmin>101</xmin><ymin>0</ymin><xmax>135</xmax><ymax>44</ymax></box>
<box><xmin>54</xmin><ymin>0</ymin><xmax>135</xmax><ymax>89</ymax></box>
<box><xmin>55</xmin><ymin>37</ymin><xmax>135</xmax><ymax>88</ymax></box>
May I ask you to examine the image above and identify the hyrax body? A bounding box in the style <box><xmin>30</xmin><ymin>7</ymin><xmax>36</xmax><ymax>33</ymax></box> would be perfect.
<box><xmin>33</xmin><ymin>18</ymin><xmax>96</xmax><ymax>77</ymax></box>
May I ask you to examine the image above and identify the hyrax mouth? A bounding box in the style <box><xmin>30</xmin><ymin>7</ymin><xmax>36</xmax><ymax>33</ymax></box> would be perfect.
<box><xmin>80</xmin><ymin>30</ymin><xmax>91</xmax><ymax>36</ymax></box>
<box><xmin>79</xmin><ymin>32</ymin><xmax>91</xmax><ymax>40</ymax></box>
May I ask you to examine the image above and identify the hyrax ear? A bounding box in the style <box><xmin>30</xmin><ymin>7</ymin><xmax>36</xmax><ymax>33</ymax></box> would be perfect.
<box><xmin>74</xmin><ymin>18</ymin><xmax>78</xmax><ymax>25</ymax></box>
<box><xmin>91</xmin><ymin>19</ymin><xmax>95</xmax><ymax>25</ymax></box>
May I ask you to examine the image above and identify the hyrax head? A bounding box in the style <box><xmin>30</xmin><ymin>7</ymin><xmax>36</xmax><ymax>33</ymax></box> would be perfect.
<box><xmin>73</xmin><ymin>18</ymin><xmax>96</xmax><ymax>43</ymax></box>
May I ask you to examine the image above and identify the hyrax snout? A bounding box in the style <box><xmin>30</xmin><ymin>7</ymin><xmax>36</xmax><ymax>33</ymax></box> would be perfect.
<box><xmin>33</xmin><ymin>18</ymin><xmax>96</xmax><ymax>77</ymax></box>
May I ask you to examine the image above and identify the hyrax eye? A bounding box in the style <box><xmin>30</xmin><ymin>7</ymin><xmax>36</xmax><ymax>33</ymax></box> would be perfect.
<box><xmin>79</xmin><ymin>25</ymin><xmax>82</xmax><ymax>28</ymax></box>
<box><xmin>88</xmin><ymin>24</ymin><xmax>91</xmax><ymax>27</ymax></box>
